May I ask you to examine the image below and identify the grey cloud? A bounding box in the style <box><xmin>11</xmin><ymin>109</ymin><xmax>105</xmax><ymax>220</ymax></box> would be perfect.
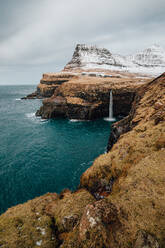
<box><xmin>0</xmin><ymin>0</ymin><xmax>164</xmax><ymax>84</ymax></box>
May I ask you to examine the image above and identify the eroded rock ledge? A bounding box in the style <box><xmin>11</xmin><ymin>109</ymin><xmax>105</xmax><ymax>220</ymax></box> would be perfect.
<box><xmin>22</xmin><ymin>72</ymin><xmax>78</xmax><ymax>99</ymax></box>
<box><xmin>34</xmin><ymin>72</ymin><xmax>149</xmax><ymax>120</ymax></box>
<box><xmin>1</xmin><ymin>73</ymin><xmax>165</xmax><ymax>248</ymax></box>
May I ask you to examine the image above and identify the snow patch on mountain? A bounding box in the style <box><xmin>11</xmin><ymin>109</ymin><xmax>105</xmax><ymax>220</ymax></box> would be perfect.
<box><xmin>129</xmin><ymin>44</ymin><xmax>165</xmax><ymax>67</ymax></box>
<box><xmin>64</xmin><ymin>44</ymin><xmax>165</xmax><ymax>76</ymax></box>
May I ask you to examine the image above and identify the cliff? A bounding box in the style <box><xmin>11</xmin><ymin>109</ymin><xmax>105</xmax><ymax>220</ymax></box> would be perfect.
<box><xmin>36</xmin><ymin>73</ymin><xmax>150</xmax><ymax>120</ymax></box>
<box><xmin>22</xmin><ymin>72</ymin><xmax>78</xmax><ymax>99</ymax></box>
<box><xmin>0</xmin><ymin>73</ymin><xmax>165</xmax><ymax>248</ymax></box>
<box><xmin>80</xmin><ymin>73</ymin><xmax>165</xmax><ymax>247</ymax></box>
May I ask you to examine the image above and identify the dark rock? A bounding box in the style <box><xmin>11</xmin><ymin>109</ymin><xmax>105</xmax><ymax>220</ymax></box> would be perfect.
<box><xmin>36</xmin><ymin>89</ymin><xmax>135</xmax><ymax>121</ymax></box>
<box><xmin>36</xmin><ymin>85</ymin><xmax>58</xmax><ymax>98</ymax></box>
<box><xmin>62</xmin><ymin>214</ymin><xmax>79</xmax><ymax>232</ymax></box>
<box><xmin>107</xmin><ymin>90</ymin><xmax>142</xmax><ymax>151</ymax></box>
<box><xmin>21</xmin><ymin>91</ymin><xmax>40</xmax><ymax>99</ymax></box>
<box><xmin>93</xmin><ymin>177</ymin><xmax>115</xmax><ymax>200</ymax></box>
<box><xmin>107</xmin><ymin>115</ymin><xmax>132</xmax><ymax>151</ymax></box>
<box><xmin>36</xmin><ymin>96</ymin><xmax>68</xmax><ymax>119</ymax></box>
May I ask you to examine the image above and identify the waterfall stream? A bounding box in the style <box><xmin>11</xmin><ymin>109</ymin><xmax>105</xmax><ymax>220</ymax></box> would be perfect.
<box><xmin>104</xmin><ymin>90</ymin><xmax>116</xmax><ymax>122</ymax></box>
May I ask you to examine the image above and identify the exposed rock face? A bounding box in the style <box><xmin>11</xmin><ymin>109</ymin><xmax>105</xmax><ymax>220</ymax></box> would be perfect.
<box><xmin>64</xmin><ymin>44</ymin><xmax>122</xmax><ymax>70</ymax></box>
<box><xmin>36</xmin><ymin>75</ymin><xmax>148</xmax><ymax>120</ymax></box>
<box><xmin>107</xmin><ymin>114</ymin><xmax>132</xmax><ymax>151</ymax></box>
<box><xmin>130</xmin><ymin>44</ymin><xmax>165</xmax><ymax>67</ymax></box>
<box><xmin>21</xmin><ymin>91</ymin><xmax>40</xmax><ymax>100</ymax></box>
<box><xmin>78</xmin><ymin>199</ymin><xmax>120</xmax><ymax>247</ymax></box>
<box><xmin>107</xmin><ymin>91</ymin><xmax>140</xmax><ymax>151</ymax></box>
<box><xmin>37</xmin><ymin>73</ymin><xmax>78</xmax><ymax>97</ymax></box>
<box><xmin>22</xmin><ymin>72</ymin><xmax>78</xmax><ymax>99</ymax></box>
<box><xmin>64</xmin><ymin>44</ymin><xmax>165</xmax><ymax>76</ymax></box>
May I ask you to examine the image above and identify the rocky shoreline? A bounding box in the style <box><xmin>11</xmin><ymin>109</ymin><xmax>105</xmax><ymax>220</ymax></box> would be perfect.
<box><xmin>0</xmin><ymin>72</ymin><xmax>165</xmax><ymax>247</ymax></box>
<box><xmin>23</xmin><ymin>71</ymin><xmax>149</xmax><ymax>120</ymax></box>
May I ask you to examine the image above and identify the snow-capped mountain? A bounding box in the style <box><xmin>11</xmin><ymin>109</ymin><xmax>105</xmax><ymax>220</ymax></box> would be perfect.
<box><xmin>129</xmin><ymin>44</ymin><xmax>165</xmax><ymax>67</ymax></box>
<box><xmin>64</xmin><ymin>44</ymin><xmax>165</xmax><ymax>76</ymax></box>
<box><xmin>65</xmin><ymin>44</ymin><xmax>122</xmax><ymax>69</ymax></box>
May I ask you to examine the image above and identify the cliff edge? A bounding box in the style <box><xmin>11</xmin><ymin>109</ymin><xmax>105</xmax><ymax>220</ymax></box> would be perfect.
<box><xmin>35</xmin><ymin>73</ymin><xmax>150</xmax><ymax>120</ymax></box>
<box><xmin>0</xmin><ymin>73</ymin><xmax>165</xmax><ymax>247</ymax></box>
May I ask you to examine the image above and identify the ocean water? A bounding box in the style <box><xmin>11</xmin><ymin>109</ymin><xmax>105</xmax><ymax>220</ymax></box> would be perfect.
<box><xmin>0</xmin><ymin>85</ymin><xmax>114</xmax><ymax>214</ymax></box>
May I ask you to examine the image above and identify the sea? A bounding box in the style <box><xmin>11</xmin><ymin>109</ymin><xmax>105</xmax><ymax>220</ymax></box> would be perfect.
<box><xmin>0</xmin><ymin>85</ymin><xmax>114</xmax><ymax>214</ymax></box>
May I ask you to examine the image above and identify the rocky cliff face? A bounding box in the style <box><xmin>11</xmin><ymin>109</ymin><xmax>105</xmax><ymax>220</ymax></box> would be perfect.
<box><xmin>80</xmin><ymin>72</ymin><xmax>165</xmax><ymax>247</ymax></box>
<box><xmin>64</xmin><ymin>44</ymin><xmax>165</xmax><ymax>76</ymax></box>
<box><xmin>64</xmin><ymin>44</ymin><xmax>122</xmax><ymax>70</ymax></box>
<box><xmin>130</xmin><ymin>44</ymin><xmax>165</xmax><ymax>67</ymax></box>
<box><xmin>1</xmin><ymin>73</ymin><xmax>165</xmax><ymax>248</ymax></box>
<box><xmin>36</xmin><ymin>74</ymin><xmax>148</xmax><ymax>120</ymax></box>
<box><xmin>22</xmin><ymin>72</ymin><xmax>78</xmax><ymax>99</ymax></box>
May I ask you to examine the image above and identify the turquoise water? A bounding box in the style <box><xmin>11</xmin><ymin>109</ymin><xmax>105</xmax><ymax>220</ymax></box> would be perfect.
<box><xmin>0</xmin><ymin>85</ymin><xmax>113</xmax><ymax>214</ymax></box>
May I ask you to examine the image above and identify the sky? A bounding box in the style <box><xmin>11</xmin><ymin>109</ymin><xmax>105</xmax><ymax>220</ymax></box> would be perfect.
<box><xmin>0</xmin><ymin>0</ymin><xmax>165</xmax><ymax>85</ymax></box>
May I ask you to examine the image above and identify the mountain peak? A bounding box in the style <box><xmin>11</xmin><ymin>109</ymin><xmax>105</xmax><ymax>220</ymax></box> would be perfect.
<box><xmin>131</xmin><ymin>44</ymin><xmax>165</xmax><ymax>67</ymax></box>
<box><xmin>64</xmin><ymin>43</ymin><xmax>165</xmax><ymax>76</ymax></box>
<box><xmin>75</xmin><ymin>44</ymin><xmax>111</xmax><ymax>53</ymax></box>
<box><xmin>76</xmin><ymin>44</ymin><xmax>98</xmax><ymax>50</ymax></box>
<box><xmin>143</xmin><ymin>44</ymin><xmax>164</xmax><ymax>53</ymax></box>
<box><xmin>149</xmin><ymin>44</ymin><xmax>162</xmax><ymax>49</ymax></box>
<box><xmin>64</xmin><ymin>44</ymin><xmax>116</xmax><ymax>70</ymax></box>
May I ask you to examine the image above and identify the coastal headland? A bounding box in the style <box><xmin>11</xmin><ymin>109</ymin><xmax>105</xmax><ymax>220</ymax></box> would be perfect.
<box><xmin>1</xmin><ymin>44</ymin><xmax>165</xmax><ymax>247</ymax></box>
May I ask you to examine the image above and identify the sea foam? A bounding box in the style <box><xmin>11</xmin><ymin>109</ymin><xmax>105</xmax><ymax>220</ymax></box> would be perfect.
<box><xmin>26</xmin><ymin>113</ymin><xmax>36</xmax><ymax>118</ymax></box>
<box><xmin>69</xmin><ymin>119</ymin><xmax>90</xmax><ymax>122</ymax></box>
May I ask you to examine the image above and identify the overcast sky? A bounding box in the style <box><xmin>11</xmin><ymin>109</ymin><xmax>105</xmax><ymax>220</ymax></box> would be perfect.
<box><xmin>0</xmin><ymin>0</ymin><xmax>165</xmax><ymax>85</ymax></box>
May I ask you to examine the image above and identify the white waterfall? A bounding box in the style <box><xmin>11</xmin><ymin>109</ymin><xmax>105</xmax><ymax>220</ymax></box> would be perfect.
<box><xmin>104</xmin><ymin>90</ymin><xmax>116</xmax><ymax>122</ymax></box>
<box><xmin>109</xmin><ymin>90</ymin><xmax>113</xmax><ymax>119</ymax></box>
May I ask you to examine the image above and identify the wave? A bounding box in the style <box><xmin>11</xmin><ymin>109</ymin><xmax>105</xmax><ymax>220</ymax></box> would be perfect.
<box><xmin>25</xmin><ymin>112</ymin><xmax>48</xmax><ymax>123</ymax></box>
<box><xmin>69</xmin><ymin>119</ymin><xmax>90</xmax><ymax>122</ymax></box>
<box><xmin>26</xmin><ymin>113</ymin><xmax>36</xmax><ymax>118</ymax></box>
<box><xmin>104</xmin><ymin>117</ymin><xmax>116</xmax><ymax>122</ymax></box>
